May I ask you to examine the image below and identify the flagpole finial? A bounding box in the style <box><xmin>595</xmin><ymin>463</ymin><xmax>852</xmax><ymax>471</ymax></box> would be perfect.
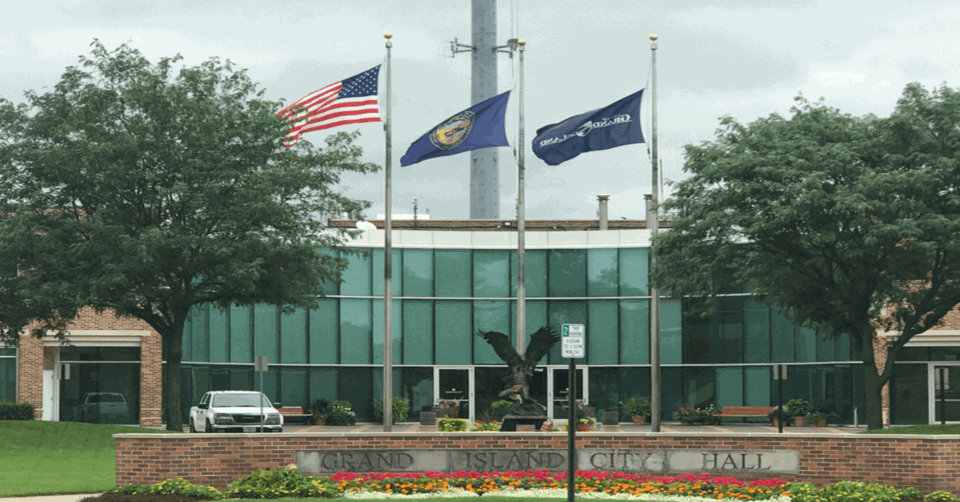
<box><xmin>384</xmin><ymin>32</ymin><xmax>393</xmax><ymax>39</ymax></box>
<box><xmin>518</xmin><ymin>39</ymin><xmax>526</xmax><ymax>46</ymax></box>
<box><xmin>649</xmin><ymin>34</ymin><xmax>658</xmax><ymax>41</ymax></box>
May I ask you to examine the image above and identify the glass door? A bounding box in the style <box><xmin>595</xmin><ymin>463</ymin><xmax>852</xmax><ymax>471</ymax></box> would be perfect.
<box><xmin>549</xmin><ymin>367</ymin><xmax>587</xmax><ymax>420</ymax></box>
<box><xmin>932</xmin><ymin>365</ymin><xmax>960</xmax><ymax>424</ymax></box>
<box><xmin>435</xmin><ymin>368</ymin><xmax>473</xmax><ymax>421</ymax></box>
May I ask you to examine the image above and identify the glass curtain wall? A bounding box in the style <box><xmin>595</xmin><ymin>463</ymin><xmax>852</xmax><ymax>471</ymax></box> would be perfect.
<box><xmin>180</xmin><ymin>245</ymin><xmax>862</xmax><ymax>423</ymax></box>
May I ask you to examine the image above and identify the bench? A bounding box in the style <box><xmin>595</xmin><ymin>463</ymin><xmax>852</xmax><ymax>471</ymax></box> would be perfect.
<box><xmin>276</xmin><ymin>406</ymin><xmax>312</xmax><ymax>424</ymax></box>
<box><xmin>716</xmin><ymin>406</ymin><xmax>775</xmax><ymax>422</ymax></box>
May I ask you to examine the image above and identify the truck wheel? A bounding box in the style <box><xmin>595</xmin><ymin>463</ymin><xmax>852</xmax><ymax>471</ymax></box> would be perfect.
<box><xmin>206</xmin><ymin>419</ymin><xmax>214</xmax><ymax>433</ymax></box>
<box><xmin>189</xmin><ymin>418</ymin><xmax>196</xmax><ymax>433</ymax></box>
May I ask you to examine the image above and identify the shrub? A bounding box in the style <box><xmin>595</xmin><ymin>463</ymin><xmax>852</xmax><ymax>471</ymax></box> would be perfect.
<box><xmin>786</xmin><ymin>398</ymin><xmax>812</xmax><ymax>417</ymax></box>
<box><xmin>437</xmin><ymin>417</ymin><xmax>469</xmax><ymax>431</ymax></box>
<box><xmin>925</xmin><ymin>492</ymin><xmax>960</xmax><ymax>502</ymax></box>
<box><xmin>225</xmin><ymin>468</ymin><xmax>335</xmax><ymax>499</ymax></box>
<box><xmin>821</xmin><ymin>481</ymin><xmax>901</xmax><ymax>502</ymax></box>
<box><xmin>0</xmin><ymin>402</ymin><xmax>35</xmax><ymax>420</ymax></box>
<box><xmin>309</xmin><ymin>398</ymin><xmax>330</xmax><ymax>420</ymax></box>
<box><xmin>108</xmin><ymin>478</ymin><xmax>223</xmax><ymax>499</ymax></box>
<box><xmin>562</xmin><ymin>417</ymin><xmax>596</xmax><ymax>431</ymax></box>
<box><xmin>782</xmin><ymin>482</ymin><xmax>828</xmax><ymax>502</ymax></box>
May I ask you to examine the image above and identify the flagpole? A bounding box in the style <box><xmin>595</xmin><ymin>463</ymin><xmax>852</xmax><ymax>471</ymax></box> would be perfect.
<box><xmin>516</xmin><ymin>39</ymin><xmax>527</xmax><ymax>356</ymax></box>
<box><xmin>383</xmin><ymin>31</ymin><xmax>394</xmax><ymax>432</ymax></box>
<box><xmin>648</xmin><ymin>34</ymin><xmax>661</xmax><ymax>433</ymax></box>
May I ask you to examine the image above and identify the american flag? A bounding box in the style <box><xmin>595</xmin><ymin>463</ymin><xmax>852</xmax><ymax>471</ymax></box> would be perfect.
<box><xmin>278</xmin><ymin>65</ymin><xmax>381</xmax><ymax>147</ymax></box>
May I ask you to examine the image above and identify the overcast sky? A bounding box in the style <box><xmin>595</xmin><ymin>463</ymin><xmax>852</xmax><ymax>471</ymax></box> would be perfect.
<box><xmin>3</xmin><ymin>0</ymin><xmax>958</xmax><ymax>221</ymax></box>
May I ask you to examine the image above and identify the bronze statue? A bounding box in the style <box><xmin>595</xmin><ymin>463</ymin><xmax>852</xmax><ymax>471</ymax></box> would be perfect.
<box><xmin>479</xmin><ymin>325</ymin><xmax>559</xmax><ymax>417</ymax></box>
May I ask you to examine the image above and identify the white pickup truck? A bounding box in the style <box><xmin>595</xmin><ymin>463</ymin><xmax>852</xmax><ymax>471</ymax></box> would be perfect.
<box><xmin>188</xmin><ymin>390</ymin><xmax>283</xmax><ymax>433</ymax></box>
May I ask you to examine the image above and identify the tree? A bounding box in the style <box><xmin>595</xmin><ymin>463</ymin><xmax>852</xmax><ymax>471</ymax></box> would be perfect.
<box><xmin>0</xmin><ymin>42</ymin><xmax>379</xmax><ymax>431</ymax></box>
<box><xmin>651</xmin><ymin>84</ymin><xmax>960</xmax><ymax>431</ymax></box>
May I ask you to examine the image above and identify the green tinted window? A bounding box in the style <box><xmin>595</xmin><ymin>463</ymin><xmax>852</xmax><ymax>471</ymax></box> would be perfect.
<box><xmin>192</xmin><ymin>305</ymin><xmax>208</xmax><ymax>362</ymax></box>
<box><xmin>771</xmin><ymin>308</ymin><xmax>795</xmax><ymax>362</ymax></box>
<box><xmin>340</xmin><ymin>299</ymin><xmax>372</xmax><ymax>364</ymax></box>
<box><xmin>436</xmin><ymin>301</ymin><xmax>473</xmax><ymax>364</ymax></box>
<box><xmin>280</xmin><ymin>368</ymin><xmax>307</xmax><ymax>409</ymax></box>
<box><xmin>745</xmin><ymin>301</ymin><xmax>770</xmax><ymax>363</ymax></box>
<box><xmin>716</xmin><ymin>367</ymin><xmax>744</xmax><ymax>407</ymax></box>
<box><xmin>511</xmin><ymin>301</ymin><xmax>549</xmax><ymax>365</ymax></box>
<box><xmin>511</xmin><ymin>250</ymin><xmax>547</xmax><ymax>297</ymax></box>
<box><xmin>253</xmin><ymin>304</ymin><xmax>278</xmax><ymax>363</ymax></box>
<box><xmin>280</xmin><ymin>308</ymin><xmax>308</xmax><ymax>364</ymax></box>
<box><xmin>373</xmin><ymin>299</ymin><xmax>402</xmax><ymax>365</ymax></box>
<box><xmin>309</xmin><ymin>367</ymin><xmax>338</xmax><ymax>402</ymax></box>
<box><xmin>619</xmin><ymin>300</ymin><xmax>649</xmax><ymax>364</ymax></box>
<box><xmin>319</xmin><ymin>247</ymin><xmax>341</xmax><ymax>296</ymax></box>
<box><xmin>660</xmin><ymin>299</ymin><xmax>683</xmax><ymax>364</ymax></box>
<box><xmin>474</xmin><ymin>251</ymin><xmax>510</xmax><ymax>297</ymax></box>
<box><xmin>548</xmin><ymin>250</ymin><xmax>586</xmax><ymax>297</ymax></box>
<box><xmin>619</xmin><ymin>248</ymin><xmax>648</xmax><ymax>296</ymax></box>
<box><xmin>0</xmin><ymin>348</ymin><xmax>15</xmax><ymax>356</ymax></box>
<box><xmin>181</xmin><ymin>311</ymin><xmax>192</xmax><ymax>361</ymax></box>
<box><xmin>474</xmin><ymin>301</ymin><xmax>511</xmax><ymax>364</ymax></box>
<box><xmin>588</xmin><ymin>301</ymin><xmax>618</xmax><ymax>364</ymax></box>
<box><xmin>817</xmin><ymin>329</ymin><xmax>836</xmax><ymax>361</ymax></box>
<box><xmin>0</xmin><ymin>356</ymin><xmax>15</xmax><ymax>402</ymax></box>
<box><xmin>373</xmin><ymin>249</ymin><xmax>402</xmax><ymax>296</ymax></box>
<box><xmin>745</xmin><ymin>366</ymin><xmax>772</xmax><ymax>407</ymax></box>
<box><xmin>795</xmin><ymin>326</ymin><xmax>816</xmax><ymax>363</ymax></box>
<box><xmin>435</xmin><ymin>250</ymin><xmax>472</xmax><ymax>297</ymax></box>
<box><xmin>209</xmin><ymin>307</ymin><xmax>229</xmax><ymax>363</ymax></box>
<box><xmin>230</xmin><ymin>304</ymin><xmax>252</xmax><ymax>363</ymax></box>
<box><xmin>403</xmin><ymin>249</ymin><xmax>434</xmax><ymax>296</ymax></box>
<box><xmin>548</xmin><ymin>301</ymin><xmax>587</xmax><ymax>363</ymax></box>
<box><xmin>587</xmin><ymin>249</ymin><xmax>618</xmax><ymax>296</ymax></box>
<box><xmin>718</xmin><ymin>297</ymin><xmax>744</xmax><ymax>364</ymax></box>
<box><xmin>403</xmin><ymin>301</ymin><xmax>433</xmax><ymax>364</ymax></box>
<box><xmin>309</xmin><ymin>299</ymin><xmax>338</xmax><ymax>364</ymax></box>
<box><xmin>340</xmin><ymin>252</ymin><xmax>372</xmax><ymax>296</ymax></box>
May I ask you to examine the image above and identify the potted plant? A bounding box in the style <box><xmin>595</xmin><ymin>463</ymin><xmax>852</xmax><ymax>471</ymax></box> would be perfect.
<box><xmin>767</xmin><ymin>406</ymin><xmax>794</xmax><ymax>427</ymax></box>
<box><xmin>786</xmin><ymin>398</ymin><xmax>812</xmax><ymax>427</ymax></box>
<box><xmin>700</xmin><ymin>404</ymin><xmax>721</xmax><ymax>425</ymax></box>
<box><xmin>374</xmin><ymin>396</ymin><xmax>411</xmax><ymax>424</ymax></box>
<box><xmin>625</xmin><ymin>396</ymin><xmax>651</xmax><ymax>425</ymax></box>
<box><xmin>327</xmin><ymin>400</ymin><xmax>357</xmax><ymax>426</ymax></box>
<box><xmin>807</xmin><ymin>404</ymin><xmax>837</xmax><ymax>427</ymax></box>
<box><xmin>671</xmin><ymin>406</ymin><xmax>699</xmax><ymax>425</ymax></box>
<box><xmin>309</xmin><ymin>398</ymin><xmax>330</xmax><ymax>426</ymax></box>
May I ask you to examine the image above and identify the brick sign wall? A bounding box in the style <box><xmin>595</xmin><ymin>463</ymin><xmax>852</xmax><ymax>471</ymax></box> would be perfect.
<box><xmin>114</xmin><ymin>432</ymin><xmax>960</xmax><ymax>493</ymax></box>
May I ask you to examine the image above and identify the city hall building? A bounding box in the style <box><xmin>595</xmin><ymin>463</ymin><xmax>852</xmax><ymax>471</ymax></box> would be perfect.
<box><xmin>4</xmin><ymin>217</ymin><xmax>960</xmax><ymax>428</ymax></box>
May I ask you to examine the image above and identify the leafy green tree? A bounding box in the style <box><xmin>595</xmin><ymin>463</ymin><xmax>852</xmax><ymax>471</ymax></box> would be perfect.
<box><xmin>652</xmin><ymin>84</ymin><xmax>960</xmax><ymax>431</ymax></box>
<box><xmin>0</xmin><ymin>42</ymin><xmax>378</xmax><ymax>430</ymax></box>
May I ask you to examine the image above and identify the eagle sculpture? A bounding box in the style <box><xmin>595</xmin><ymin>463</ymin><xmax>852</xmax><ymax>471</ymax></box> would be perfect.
<box><xmin>479</xmin><ymin>325</ymin><xmax>560</xmax><ymax>415</ymax></box>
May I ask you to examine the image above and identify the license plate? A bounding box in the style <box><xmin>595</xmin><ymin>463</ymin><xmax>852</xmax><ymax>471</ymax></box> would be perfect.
<box><xmin>243</xmin><ymin>426</ymin><xmax>257</xmax><ymax>433</ymax></box>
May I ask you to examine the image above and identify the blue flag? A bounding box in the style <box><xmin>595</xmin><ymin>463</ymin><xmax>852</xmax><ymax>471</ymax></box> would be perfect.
<box><xmin>401</xmin><ymin>91</ymin><xmax>511</xmax><ymax>167</ymax></box>
<box><xmin>532</xmin><ymin>89</ymin><xmax>644</xmax><ymax>166</ymax></box>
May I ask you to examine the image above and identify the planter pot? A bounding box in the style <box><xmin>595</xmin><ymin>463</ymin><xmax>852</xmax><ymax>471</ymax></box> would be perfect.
<box><xmin>681</xmin><ymin>420</ymin><xmax>692</xmax><ymax>426</ymax></box>
<box><xmin>601</xmin><ymin>411</ymin><xmax>619</xmax><ymax>426</ymax></box>
<box><xmin>793</xmin><ymin>416</ymin><xmax>807</xmax><ymax>427</ymax></box>
<box><xmin>771</xmin><ymin>417</ymin><xmax>779</xmax><ymax>428</ymax></box>
<box><xmin>631</xmin><ymin>414</ymin><xmax>646</xmax><ymax>426</ymax></box>
<box><xmin>814</xmin><ymin>418</ymin><xmax>828</xmax><ymax>427</ymax></box>
<box><xmin>704</xmin><ymin>417</ymin><xmax>720</xmax><ymax>426</ymax></box>
<box><xmin>315</xmin><ymin>416</ymin><xmax>326</xmax><ymax>426</ymax></box>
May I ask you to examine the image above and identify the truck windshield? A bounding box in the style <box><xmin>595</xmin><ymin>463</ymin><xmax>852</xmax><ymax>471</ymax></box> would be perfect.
<box><xmin>211</xmin><ymin>393</ymin><xmax>270</xmax><ymax>407</ymax></box>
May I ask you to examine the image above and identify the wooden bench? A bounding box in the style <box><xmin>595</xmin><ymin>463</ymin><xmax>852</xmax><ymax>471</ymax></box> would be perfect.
<box><xmin>716</xmin><ymin>406</ymin><xmax>775</xmax><ymax>422</ymax></box>
<box><xmin>276</xmin><ymin>406</ymin><xmax>312</xmax><ymax>424</ymax></box>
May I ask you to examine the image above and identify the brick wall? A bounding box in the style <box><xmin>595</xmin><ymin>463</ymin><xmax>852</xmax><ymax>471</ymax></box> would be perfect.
<box><xmin>17</xmin><ymin>336</ymin><xmax>43</xmax><ymax>419</ymax></box>
<box><xmin>115</xmin><ymin>432</ymin><xmax>960</xmax><ymax>494</ymax></box>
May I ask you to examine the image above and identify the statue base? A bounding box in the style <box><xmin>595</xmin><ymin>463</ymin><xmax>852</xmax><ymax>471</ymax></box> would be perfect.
<box><xmin>500</xmin><ymin>415</ymin><xmax>547</xmax><ymax>432</ymax></box>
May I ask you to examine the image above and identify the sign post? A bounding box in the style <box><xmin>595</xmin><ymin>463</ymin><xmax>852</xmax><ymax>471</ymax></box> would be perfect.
<box><xmin>772</xmin><ymin>364</ymin><xmax>787</xmax><ymax>433</ymax></box>
<box><xmin>255</xmin><ymin>355</ymin><xmax>268</xmax><ymax>433</ymax></box>
<box><xmin>561</xmin><ymin>323</ymin><xmax>584</xmax><ymax>502</ymax></box>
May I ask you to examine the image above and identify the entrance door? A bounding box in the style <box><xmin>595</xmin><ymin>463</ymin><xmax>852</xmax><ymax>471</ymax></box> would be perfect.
<box><xmin>932</xmin><ymin>365</ymin><xmax>960</xmax><ymax>424</ymax></box>
<box><xmin>549</xmin><ymin>367</ymin><xmax>587</xmax><ymax>420</ymax></box>
<box><xmin>435</xmin><ymin>368</ymin><xmax>474</xmax><ymax>422</ymax></box>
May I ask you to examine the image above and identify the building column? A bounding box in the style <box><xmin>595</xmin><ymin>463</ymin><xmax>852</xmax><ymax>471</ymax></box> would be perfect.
<box><xmin>17</xmin><ymin>336</ymin><xmax>43</xmax><ymax>419</ymax></box>
<box><xmin>140</xmin><ymin>332</ymin><xmax>163</xmax><ymax>429</ymax></box>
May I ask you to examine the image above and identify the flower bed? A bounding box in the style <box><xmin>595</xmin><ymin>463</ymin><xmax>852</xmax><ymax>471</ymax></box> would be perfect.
<box><xmin>94</xmin><ymin>470</ymin><xmax>953</xmax><ymax>502</ymax></box>
<box><xmin>332</xmin><ymin>471</ymin><xmax>788</xmax><ymax>498</ymax></box>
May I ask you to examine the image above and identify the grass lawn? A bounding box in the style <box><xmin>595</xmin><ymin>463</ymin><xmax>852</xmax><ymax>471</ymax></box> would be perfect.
<box><xmin>863</xmin><ymin>423</ymin><xmax>960</xmax><ymax>434</ymax></box>
<box><xmin>0</xmin><ymin>420</ymin><xmax>172</xmax><ymax>497</ymax></box>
